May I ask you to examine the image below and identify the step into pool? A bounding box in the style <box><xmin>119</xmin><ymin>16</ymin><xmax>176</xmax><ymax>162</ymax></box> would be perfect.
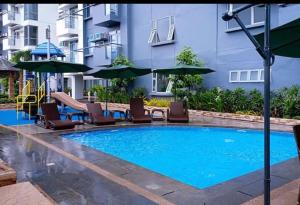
<box><xmin>62</xmin><ymin>126</ymin><xmax>298</xmax><ymax>189</ymax></box>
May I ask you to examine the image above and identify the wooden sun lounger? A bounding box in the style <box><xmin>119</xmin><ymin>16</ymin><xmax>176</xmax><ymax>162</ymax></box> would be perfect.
<box><xmin>0</xmin><ymin>159</ymin><xmax>16</xmax><ymax>187</ymax></box>
<box><xmin>167</xmin><ymin>101</ymin><xmax>189</xmax><ymax>123</ymax></box>
<box><xmin>126</xmin><ymin>98</ymin><xmax>152</xmax><ymax>123</ymax></box>
<box><xmin>38</xmin><ymin>103</ymin><xmax>83</xmax><ymax>130</ymax></box>
<box><xmin>86</xmin><ymin>103</ymin><xmax>116</xmax><ymax>125</ymax></box>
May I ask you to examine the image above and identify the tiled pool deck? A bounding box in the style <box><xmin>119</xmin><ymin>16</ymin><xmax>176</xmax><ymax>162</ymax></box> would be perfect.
<box><xmin>0</xmin><ymin>104</ymin><xmax>300</xmax><ymax>204</ymax></box>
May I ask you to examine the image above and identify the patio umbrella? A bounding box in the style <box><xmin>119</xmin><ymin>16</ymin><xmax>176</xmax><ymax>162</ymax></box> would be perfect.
<box><xmin>153</xmin><ymin>64</ymin><xmax>215</xmax><ymax>100</ymax></box>
<box><xmin>13</xmin><ymin>60</ymin><xmax>92</xmax><ymax>73</ymax></box>
<box><xmin>254</xmin><ymin>17</ymin><xmax>300</xmax><ymax>58</ymax></box>
<box><xmin>87</xmin><ymin>65</ymin><xmax>152</xmax><ymax>114</ymax></box>
<box><xmin>13</xmin><ymin>60</ymin><xmax>92</xmax><ymax>102</ymax></box>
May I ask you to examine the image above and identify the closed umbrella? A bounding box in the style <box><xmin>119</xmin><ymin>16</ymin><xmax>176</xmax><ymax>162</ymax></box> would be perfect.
<box><xmin>153</xmin><ymin>64</ymin><xmax>215</xmax><ymax>100</ymax></box>
<box><xmin>87</xmin><ymin>65</ymin><xmax>152</xmax><ymax>114</ymax></box>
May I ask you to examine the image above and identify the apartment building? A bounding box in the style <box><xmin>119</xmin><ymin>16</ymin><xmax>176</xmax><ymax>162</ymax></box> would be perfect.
<box><xmin>72</xmin><ymin>4</ymin><xmax>299</xmax><ymax>99</ymax></box>
<box><xmin>1</xmin><ymin>4</ymin><xmax>58</xmax><ymax>60</ymax></box>
<box><xmin>55</xmin><ymin>4</ymin><xmax>84</xmax><ymax>98</ymax></box>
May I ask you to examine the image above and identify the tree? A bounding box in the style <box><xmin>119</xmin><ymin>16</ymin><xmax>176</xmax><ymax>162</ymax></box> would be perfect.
<box><xmin>170</xmin><ymin>46</ymin><xmax>204</xmax><ymax>99</ymax></box>
<box><xmin>111</xmin><ymin>55</ymin><xmax>134</xmax><ymax>92</ymax></box>
<box><xmin>10</xmin><ymin>50</ymin><xmax>32</xmax><ymax>95</ymax></box>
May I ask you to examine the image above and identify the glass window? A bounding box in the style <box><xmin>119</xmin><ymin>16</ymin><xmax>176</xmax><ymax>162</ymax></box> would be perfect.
<box><xmin>230</xmin><ymin>71</ymin><xmax>238</xmax><ymax>82</ymax></box>
<box><xmin>250</xmin><ymin>70</ymin><xmax>259</xmax><ymax>81</ymax></box>
<box><xmin>152</xmin><ymin>73</ymin><xmax>171</xmax><ymax>93</ymax></box>
<box><xmin>240</xmin><ymin>71</ymin><xmax>248</xmax><ymax>81</ymax></box>
<box><xmin>254</xmin><ymin>5</ymin><xmax>265</xmax><ymax>23</ymax></box>
<box><xmin>24</xmin><ymin>4</ymin><xmax>38</xmax><ymax>21</ymax></box>
<box><xmin>149</xmin><ymin>16</ymin><xmax>174</xmax><ymax>44</ymax></box>
<box><xmin>24</xmin><ymin>25</ymin><xmax>38</xmax><ymax>46</ymax></box>
<box><xmin>227</xmin><ymin>4</ymin><xmax>265</xmax><ymax>30</ymax></box>
<box><xmin>83</xmin><ymin>4</ymin><xmax>90</xmax><ymax>19</ymax></box>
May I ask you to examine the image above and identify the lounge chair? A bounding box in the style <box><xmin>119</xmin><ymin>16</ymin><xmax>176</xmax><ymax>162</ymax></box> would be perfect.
<box><xmin>86</xmin><ymin>103</ymin><xmax>115</xmax><ymax>125</ymax></box>
<box><xmin>39</xmin><ymin>103</ymin><xmax>83</xmax><ymax>130</ymax></box>
<box><xmin>292</xmin><ymin>125</ymin><xmax>300</xmax><ymax>204</ymax></box>
<box><xmin>167</xmin><ymin>101</ymin><xmax>189</xmax><ymax>123</ymax></box>
<box><xmin>126</xmin><ymin>98</ymin><xmax>152</xmax><ymax>123</ymax></box>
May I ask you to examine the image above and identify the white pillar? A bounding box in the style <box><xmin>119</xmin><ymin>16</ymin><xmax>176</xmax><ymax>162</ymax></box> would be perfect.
<box><xmin>71</xmin><ymin>75</ymin><xmax>84</xmax><ymax>99</ymax></box>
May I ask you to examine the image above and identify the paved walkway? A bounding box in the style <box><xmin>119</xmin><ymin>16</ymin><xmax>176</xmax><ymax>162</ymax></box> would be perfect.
<box><xmin>0</xmin><ymin>127</ymin><xmax>159</xmax><ymax>205</ymax></box>
<box><xmin>242</xmin><ymin>178</ymin><xmax>300</xmax><ymax>205</ymax></box>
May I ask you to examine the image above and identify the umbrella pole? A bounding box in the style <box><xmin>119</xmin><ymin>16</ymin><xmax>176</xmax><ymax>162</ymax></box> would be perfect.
<box><xmin>105</xmin><ymin>79</ymin><xmax>108</xmax><ymax>117</ymax></box>
<box><xmin>263</xmin><ymin>4</ymin><xmax>271</xmax><ymax>205</ymax></box>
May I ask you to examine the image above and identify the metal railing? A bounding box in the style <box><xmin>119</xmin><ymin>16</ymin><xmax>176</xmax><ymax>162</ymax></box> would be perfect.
<box><xmin>37</xmin><ymin>81</ymin><xmax>45</xmax><ymax>109</ymax></box>
<box><xmin>16</xmin><ymin>80</ymin><xmax>37</xmax><ymax>120</ymax></box>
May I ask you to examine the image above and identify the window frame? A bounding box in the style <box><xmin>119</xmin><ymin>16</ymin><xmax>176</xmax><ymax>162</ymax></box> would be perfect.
<box><xmin>229</xmin><ymin>69</ymin><xmax>268</xmax><ymax>83</ymax></box>
<box><xmin>152</xmin><ymin>73</ymin><xmax>173</xmax><ymax>94</ymax></box>
<box><xmin>148</xmin><ymin>16</ymin><xmax>175</xmax><ymax>45</ymax></box>
<box><xmin>24</xmin><ymin>25</ymin><xmax>38</xmax><ymax>46</ymax></box>
<box><xmin>24</xmin><ymin>4</ymin><xmax>38</xmax><ymax>21</ymax></box>
<box><xmin>226</xmin><ymin>4</ymin><xmax>265</xmax><ymax>31</ymax></box>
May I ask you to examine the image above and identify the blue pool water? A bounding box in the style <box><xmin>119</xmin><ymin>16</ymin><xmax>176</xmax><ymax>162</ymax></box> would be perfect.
<box><xmin>63</xmin><ymin>126</ymin><xmax>298</xmax><ymax>189</ymax></box>
<box><xmin>0</xmin><ymin>106</ymin><xmax>123</xmax><ymax>126</ymax></box>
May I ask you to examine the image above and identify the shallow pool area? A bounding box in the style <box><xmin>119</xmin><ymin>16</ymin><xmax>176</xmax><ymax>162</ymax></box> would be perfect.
<box><xmin>63</xmin><ymin>126</ymin><xmax>298</xmax><ymax>189</ymax></box>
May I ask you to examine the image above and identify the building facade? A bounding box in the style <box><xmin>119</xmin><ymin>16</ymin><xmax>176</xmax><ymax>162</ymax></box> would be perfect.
<box><xmin>78</xmin><ymin>4</ymin><xmax>300</xmax><ymax>99</ymax></box>
<box><xmin>1</xmin><ymin>4</ymin><xmax>58</xmax><ymax>60</ymax></box>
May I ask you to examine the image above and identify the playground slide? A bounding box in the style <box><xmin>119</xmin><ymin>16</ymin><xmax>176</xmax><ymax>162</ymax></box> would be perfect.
<box><xmin>51</xmin><ymin>92</ymin><xmax>87</xmax><ymax>112</ymax></box>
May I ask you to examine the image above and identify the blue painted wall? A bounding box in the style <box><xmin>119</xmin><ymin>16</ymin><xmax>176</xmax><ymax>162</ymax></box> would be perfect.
<box><xmin>85</xmin><ymin>4</ymin><xmax>300</xmax><ymax>95</ymax></box>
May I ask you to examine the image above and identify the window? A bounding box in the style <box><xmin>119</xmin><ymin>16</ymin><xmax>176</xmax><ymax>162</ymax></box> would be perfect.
<box><xmin>83</xmin><ymin>4</ymin><xmax>90</xmax><ymax>19</ymax></box>
<box><xmin>24</xmin><ymin>26</ymin><xmax>38</xmax><ymax>46</ymax></box>
<box><xmin>85</xmin><ymin>36</ymin><xmax>95</xmax><ymax>55</ymax></box>
<box><xmin>105</xmin><ymin>4</ymin><xmax>118</xmax><ymax>16</ymax></box>
<box><xmin>152</xmin><ymin>73</ymin><xmax>172</xmax><ymax>93</ymax></box>
<box><xmin>70</xmin><ymin>41</ymin><xmax>77</xmax><ymax>63</ymax></box>
<box><xmin>227</xmin><ymin>4</ymin><xmax>265</xmax><ymax>30</ymax></box>
<box><xmin>148</xmin><ymin>16</ymin><xmax>175</xmax><ymax>45</ymax></box>
<box><xmin>229</xmin><ymin>69</ymin><xmax>267</xmax><ymax>83</ymax></box>
<box><xmin>24</xmin><ymin>4</ymin><xmax>38</xmax><ymax>20</ymax></box>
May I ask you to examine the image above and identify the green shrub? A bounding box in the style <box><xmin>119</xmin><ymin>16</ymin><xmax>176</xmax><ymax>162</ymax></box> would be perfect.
<box><xmin>0</xmin><ymin>94</ymin><xmax>8</xmax><ymax>99</ymax></box>
<box><xmin>145</xmin><ymin>98</ymin><xmax>171</xmax><ymax>107</ymax></box>
<box><xmin>248</xmin><ymin>89</ymin><xmax>264</xmax><ymax>115</ymax></box>
<box><xmin>235</xmin><ymin>110</ymin><xmax>260</xmax><ymax>116</ymax></box>
<box><xmin>0</xmin><ymin>98</ymin><xmax>15</xmax><ymax>103</ymax></box>
<box><xmin>110</xmin><ymin>91</ymin><xmax>130</xmax><ymax>104</ymax></box>
<box><xmin>131</xmin><ymin>87</ymin><xmax>147</xmax><ymax>99</ymax></box>
<box><xmin>89</xmin><ymin>85</ymin><xmax>106</xmax><ymax>102</ymax></box>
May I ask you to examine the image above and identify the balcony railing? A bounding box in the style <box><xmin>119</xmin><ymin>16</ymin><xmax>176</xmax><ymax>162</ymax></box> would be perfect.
<box><xmin>8</xmin><ymin>37</ymin><xmax>16</xmax><ymax>46</ymax></box>
<box><xmin>64</xmin><ymin>17</ymin><xmax>77</xmax><ymax>29</ymax></box>
<box><xmin>7</xmin><ymin>11</ymin><xmax>16</xmax><ymax>20</ymax></box>
<box><xmin>105</xmin><ymin>43</ymin><xmax>121</xmax><ymax>60</ymax></box>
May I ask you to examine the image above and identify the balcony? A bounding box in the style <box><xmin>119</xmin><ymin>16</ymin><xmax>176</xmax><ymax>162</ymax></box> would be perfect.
<box><xmin>56</xmin><ymin>17</ymin><xmax>78</xmax><ymax>38</ymax></box>
<box><xmin>3</xmin><ymin>37</ymin><xmax>22</xmax><ymax>50</ymax></box>
<box><xmin>2</xmin><ymin>11</ymin><xmax>21</xmax><ymax>26</ymax></box>
<box><xmin>93</xmin><ymin>4</ymin><xmax>120</xmax><ymax>27</ymax></box>
<box><xmin>92</xmin><ymin>44</ymin><xmax>122</xmax><ymax>66</ymax></box>
<box><xmin>58</xmin><ymin>4</ymin><xmax>77</xmax><ymax>11</ymax></box>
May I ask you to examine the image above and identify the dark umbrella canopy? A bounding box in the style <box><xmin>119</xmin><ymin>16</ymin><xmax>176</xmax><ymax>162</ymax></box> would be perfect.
<box><xmin>90</xmin><ymin>65</ymin><xmax>152</xmax><ymax>79</ymax></box>
<box><xmin>254</xmin><ymin>17</ymin><xmax>300</xmax><ymax>58</ymax></box>
<box><xmin>152</xmin><ymin>64</ymin><xmax>215</xmax><ymax>75</ymax></box>
<box><xmin>13</xmin><ymin>60</ymin><xmax>92</xmax><ymax>73</ymax></box>
<box><xmin>0</xmin><ymin>58</ymin><xmax>18</xmax><ymax>73</ymax></box>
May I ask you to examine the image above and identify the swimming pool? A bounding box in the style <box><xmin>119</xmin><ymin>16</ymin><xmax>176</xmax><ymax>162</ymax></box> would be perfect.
<box><xmin>0</xmin><ymin>106</ymin><xmax>83</xmax><ymax>126</ymax></box>
<box><xmin>63</xmin><ymin>126</ymin><xmax>298</xmax><ymax>189</ymax></box>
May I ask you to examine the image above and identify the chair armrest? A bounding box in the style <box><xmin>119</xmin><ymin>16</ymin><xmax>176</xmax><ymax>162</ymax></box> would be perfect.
<box><xmin>144</xmin><ymin>109</ymin><xmax>151</xmax><ymax>115</ymax></box>
<box><xmin>125</xmin><ymin>109</ymin><xmax>131</xmax><ymax>121</ymax></box>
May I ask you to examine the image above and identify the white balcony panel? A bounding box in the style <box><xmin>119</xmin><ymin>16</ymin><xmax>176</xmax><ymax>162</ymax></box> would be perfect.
<box><xmin>56</xmin><ymin>18</ymin><xmax>78</xmax><ymax>37</ymax></box>
<box><xmin>2</xmin><ymin>11</ymin><xmax>21</xmax><ymax>26</ymax></box>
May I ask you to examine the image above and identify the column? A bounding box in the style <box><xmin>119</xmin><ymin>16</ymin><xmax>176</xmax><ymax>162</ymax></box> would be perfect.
<box><xmin>71</xmin><ymin>75</ymin><xmax>84</xmax><ymax>99</ymax></box>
